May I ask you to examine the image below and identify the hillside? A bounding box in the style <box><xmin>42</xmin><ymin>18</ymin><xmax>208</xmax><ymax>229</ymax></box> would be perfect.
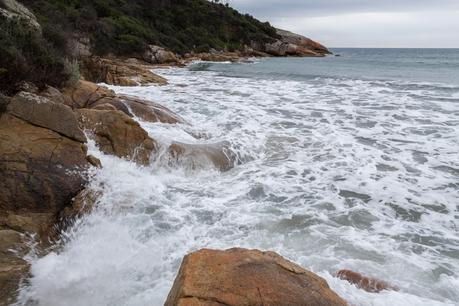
<box><xmin>0</xmin><ymin>0</ymin><xmax>329</xmax><ymax>94</ymax></box>
<box><xmin>20</xmin><ymin>0</ymin><xmax>279</xmax><ymax>55</ymax></box>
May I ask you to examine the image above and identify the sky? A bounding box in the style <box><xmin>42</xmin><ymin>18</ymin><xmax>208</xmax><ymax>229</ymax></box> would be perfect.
<box><xmin>227</xmin><ymin>0</ymin><xmax>459</xmax><ymax>48</ymax></box>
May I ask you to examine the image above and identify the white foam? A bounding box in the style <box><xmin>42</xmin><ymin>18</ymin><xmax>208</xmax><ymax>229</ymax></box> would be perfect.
<box><xmin>16</xmin><ymin>61</ymin><xmax>459</xmax><ymax>305</ymax></box>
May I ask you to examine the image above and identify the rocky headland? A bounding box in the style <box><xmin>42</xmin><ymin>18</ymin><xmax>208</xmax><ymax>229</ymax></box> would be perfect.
<box><xmin>0</xmin><ymin>0</ymin><xmax>398</xmax><ymax>305</ymax></box>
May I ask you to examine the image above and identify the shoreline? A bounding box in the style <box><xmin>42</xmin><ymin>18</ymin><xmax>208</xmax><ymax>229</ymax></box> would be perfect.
<box><xmin>1</xmin><ymin>56</ymin><xmax>351</xmax><ymax>305</ymax></box>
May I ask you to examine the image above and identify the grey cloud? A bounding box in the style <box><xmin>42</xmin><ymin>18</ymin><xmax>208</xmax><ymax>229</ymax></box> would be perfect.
<box><xmin>230</xmin><ymin>0</ymin><xmax>459</xmax><ymax>18</ymax></box>
<box><xmin>227</xmin><ymin>0</ymin><xmax>459</xmax><ymax>47</ymax></box>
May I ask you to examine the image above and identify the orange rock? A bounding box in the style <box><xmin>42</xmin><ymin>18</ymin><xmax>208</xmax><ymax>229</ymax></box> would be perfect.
<box><xmin>81</xmin><ymin>57</ymin><xmax>167</xmax><ymax>86</ymax></box>
<box><xmin>76</xmin><ymin>109</ymin><xmax>157</xmax><ymax>165</ymax></box>
<box><xmin>62</xmin><ymin>81</ymin><xmax>184</xmax><ymax>124</ymax></box>
<box><xmin>165</xmin><ymin>248</ymin><xmax>347</xmax><ymax>306</ymax></box>
<box><xmin>336</xmin><ymin>269</ymin><xmax>398</xmax><ymax>293</ymax></box>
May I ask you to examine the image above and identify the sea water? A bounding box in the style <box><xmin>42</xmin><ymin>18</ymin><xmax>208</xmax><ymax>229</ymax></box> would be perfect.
<box><xmin>16</xmin><ymin>49</ymin><xmax>459</xmax><ymax>305</ymax></box>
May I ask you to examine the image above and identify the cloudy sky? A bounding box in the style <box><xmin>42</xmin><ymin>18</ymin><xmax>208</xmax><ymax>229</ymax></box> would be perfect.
<box><xmin>228</xmin><ymin>0</ymin><xmax>459</xmax><ymax>48</ymax></box>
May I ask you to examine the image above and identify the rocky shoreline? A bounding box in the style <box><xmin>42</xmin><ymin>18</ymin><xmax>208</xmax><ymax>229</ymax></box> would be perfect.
<box><xmin>0</xmin><ymin>1</ymin><xmax>399</xmax><ymax>305</ymax></box>
<box><xmin>0</xmin><ymin>56</ymin><xmax>400</xmax><ymax>306</ymax></box>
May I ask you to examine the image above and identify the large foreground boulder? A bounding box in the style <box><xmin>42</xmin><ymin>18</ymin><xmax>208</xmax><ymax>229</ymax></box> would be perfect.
<box><xmin>276</xmin><ymin>29</ymin><xmax>330</xmax><ymax>55</ymax></box>
<box><xmin>0</xmin><ymin>114</ymin><xmax>90</xmax><ymax>234</ymax></box>
<box><xmin>165</xmin><ymin>248</ymin><xmax>347</xmax><ymax>306</ymax></box>
<box><xmin>0</xmin><ymin>90</ymin><xmax>92</xmax><ymax>303</ymax></box>
<box><xmin>76</xmin><ymin>109</ymin><xmax>157</xmax><ymax>165</ymax></box>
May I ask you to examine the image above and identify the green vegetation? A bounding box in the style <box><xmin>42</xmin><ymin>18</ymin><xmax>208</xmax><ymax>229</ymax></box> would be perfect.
<box><xmin>21</xmin><ymin>0</ymin><xmax>278</xmax><ymax>54</ymax></box>
<box><xmin>0</xmin><ymin>14</ymin><xmax>76</xmax><ymax>94</ymax></box>
<box><xmin>1</xmin><ymin>0</ymin><xmax>278</xmax><ymax>93</ymax></box>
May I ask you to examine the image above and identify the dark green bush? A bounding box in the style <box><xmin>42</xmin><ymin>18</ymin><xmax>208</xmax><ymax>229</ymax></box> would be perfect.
<box><xmin>21</xmin><ymin>0</ymin><xmax>279</xmax><ymax>55</ymax></box>
<box><xmin>1</xmin><ymin>0</ymin><xmax>280</xmax><ymax>93</ymax></box>
<box><xmin>0</xmin><ymin>15</ymin><xmax>73</xmax><ymax>94</ymax></box>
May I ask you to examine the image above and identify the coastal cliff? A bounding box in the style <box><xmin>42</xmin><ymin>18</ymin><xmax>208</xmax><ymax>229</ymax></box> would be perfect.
<box><xmin>0</xmin><ymin>0</ymin><xmax>344</xmax><ymax>305</ymax></box>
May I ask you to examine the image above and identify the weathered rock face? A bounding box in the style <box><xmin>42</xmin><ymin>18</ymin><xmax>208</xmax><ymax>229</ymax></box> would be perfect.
<box><xmin>7</xmin><ymin>91</ymin><xmax>86</xmax><ymax>142</ymax></box>
<box><xmin>165</xmin><ymin>248</ymin><xmax>347</xmax><ymax>306</ymax></box>
<box><xmin>143</xmin><ymin>45</ymin><xmax>178</xmax><ymax>64</ymax></box>
<box><xmin>168</xmin><ymin>141</ymin><xmax>237</xmax><ymax>171</ymax></box>
<box><xmin>0</xmin><ymin>87</ymin><xmax>93</xmax><ymax>304</ymax></box>
<box><xmin>336</xmin><ymin>269</ymin><xmax>397</xmax><ymax>293</ymax></box>
<box><xmin>0</xmin><ymin>229</ymin><xmax>29</xmax><ymax>306</ymax></box>
<box><xmin>81</xmin><ymin>57</ymin><xmax>167</xmax><ymax>86</ymax></box>
<box><xmin>0</xmin><ymin>114</ymin><xmax>90</xmax><ymax>229</ymax></box>
<box><xmin>251</xmin><ymin>28</ymin><xmax>329</xmax><ymax>58</ymax></box>
<box><xmin>118</xmin><ymin>95</ymin><xmax>184</xmax><ymax>124</ymax></box>
<box><xmin>183</xmin><ymin>51</ymin><xmax>251</xmax><ymax>63</ymax></box>
<box><xmin>264</xmin><ymin>40</ymin><xmax>321</xmax><ymax>57</ymax></box>
<box><xmin>62</xmin><ymin>80</ymin><xmax>117</xmax><ymax>109</ymax></box>
<box><xmin>276</xmin><ymin>29</ymin><xmax>330</xmax><ymax>55</ymax></box>
<box><xmin>67</xmin><ymin>33</ymin><xmax>92</xmax><ymax>59</ymax></box>
<box><xmin>76</xmin><ymin>109</ymin><xmax>157</xmax><ymax>165</ymax></box>
<box><xmin>62</xmin><ymin>81</ymin><xmax>184</xmax><ymax>124</ymax></box>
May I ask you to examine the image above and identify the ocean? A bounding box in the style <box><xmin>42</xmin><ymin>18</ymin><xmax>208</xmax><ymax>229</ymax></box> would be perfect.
<box><xmin>16</xmin><ymin>49</ymin><xmax>459</xmax><ymax>305</ymax></box>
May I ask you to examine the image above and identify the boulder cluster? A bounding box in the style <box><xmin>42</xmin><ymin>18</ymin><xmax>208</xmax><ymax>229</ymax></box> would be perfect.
<box><xmin>0</xmin><ymin>62</ymin><xmax>248</xmax><ymax>303</ymax></box>
<box><xmin>1</xmin><ymin>2</ymin><xmax>396</xmax><ymax>305</ymax></box>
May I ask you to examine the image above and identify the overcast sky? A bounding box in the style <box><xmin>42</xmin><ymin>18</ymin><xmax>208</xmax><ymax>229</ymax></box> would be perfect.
<box><xmin>228</xmin><ymin>0</ymin><xmax>459</xmax><ymax>48</ymax></box>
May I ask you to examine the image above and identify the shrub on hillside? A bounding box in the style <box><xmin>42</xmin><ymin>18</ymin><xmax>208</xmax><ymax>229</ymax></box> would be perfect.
<box><xmin>0</xmin><ymin>15</ymin><xmax>73</xmax><ymax>94</ymax></box>
<box><xmin>21</xmin><ymin>0</ymin><xmax>279</xmax><ymax>55</ymax></box>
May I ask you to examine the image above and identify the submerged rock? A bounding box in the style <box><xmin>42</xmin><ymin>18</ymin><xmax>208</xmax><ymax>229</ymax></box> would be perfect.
<box><xmin>165</xmin><ymin>248</ymin><xmax>347</xmax><ymax>306</ymax></box>
<box><xmin>336</xmin><ymin>269</ymin><xmax>398</xmax><ymax>293</ymax></box>
<box><xmin>168</xmin><ymin>141</ymin><xmax>237</xmax><ymax>171</ymax></box>
<box><xmin>76</xmin><ymin>109</ymin><xmax>157</xmax><ymax>165</ymax></box>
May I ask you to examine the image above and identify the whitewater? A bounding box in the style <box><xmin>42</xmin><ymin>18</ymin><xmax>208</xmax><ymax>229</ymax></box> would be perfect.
<box><xmin>17</xmin><ymin>51</ymin><xmax>459</xmax><ymax>305</ymax></box>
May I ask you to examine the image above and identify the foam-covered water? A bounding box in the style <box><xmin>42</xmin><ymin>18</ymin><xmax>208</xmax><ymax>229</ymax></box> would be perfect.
<box><xmin>17</xmin><ymin>51</ymin><xmax>459</xmax><ymax>306</ymax></box>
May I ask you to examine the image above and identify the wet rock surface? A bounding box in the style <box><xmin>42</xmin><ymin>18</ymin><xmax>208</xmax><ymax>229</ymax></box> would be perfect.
<box><xmin>0</xmin><ymin>111</ymin><xmax>91</xmax><ymax>304</ymax></box>
<box><xmin>165</xmin><ymin>248</ymin><xmax>347</xmax><ymax>306</ymax></box>
<box><xmin>336</xmin><ymin>269</ymin><xmax>398</xmax><ymax>293</ymax></box>
<box><xmin>76</xmin><ymin>109</ymin><xmax>157</xmax><ymax>165</ymax></box>
<box><xmin>0</xmin><ymin>114</ymin><xmax>90</xmax><ymax>229</ymax></box>
<box><xmin>62</xmin><ymin>81</ymin><xmax>184</xmax><ymax>124</ymax></box>
<box><xmin>168</xmin><ymin>141</ymin><xmax>237</xmax><ymax>171</ymax></box>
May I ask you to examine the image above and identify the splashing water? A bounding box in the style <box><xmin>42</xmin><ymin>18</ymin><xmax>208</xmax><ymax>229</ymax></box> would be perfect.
<box><xmin>17</xmin><ymin>52</ymin><xmax>459</xmax><ymax>306</ymax></box>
